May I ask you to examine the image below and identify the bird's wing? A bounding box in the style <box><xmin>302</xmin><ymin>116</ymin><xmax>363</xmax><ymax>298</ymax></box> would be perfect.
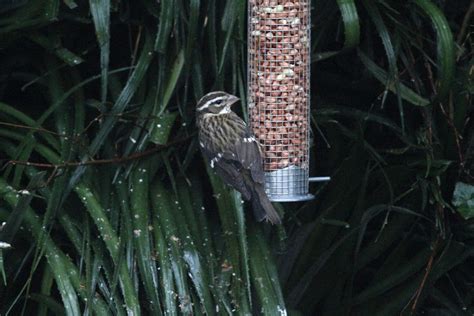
<box><xmin>222</xmin><ymin>114</ymin><xmax>265</xmax><ymax>184</ymax></box>
<box><xmin>201</xmin><ymin>146</ymin><xmax>252</xmax><ymax>200</ymax></box>
<box><xmin>231</xmin><ymin>132</ymin><xmax>265</xmax><ymax>184</ymax></box>
<box><xmin>200</xmin><ymin>112</ymin><xmax>265</xmax><ymax>187</ymax></box>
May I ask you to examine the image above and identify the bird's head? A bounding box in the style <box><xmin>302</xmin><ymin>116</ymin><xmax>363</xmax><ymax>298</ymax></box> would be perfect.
<box><xmin>196</xmin><ymin>91</ymin><xmax>239</xmax><ymax>116</ymax></box>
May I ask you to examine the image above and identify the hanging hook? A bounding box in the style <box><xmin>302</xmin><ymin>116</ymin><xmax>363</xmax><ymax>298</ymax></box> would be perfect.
<box><xmin>308</xmin><ymin>177</ymin><xmax>331</xmax><ymax>182</ymax></box>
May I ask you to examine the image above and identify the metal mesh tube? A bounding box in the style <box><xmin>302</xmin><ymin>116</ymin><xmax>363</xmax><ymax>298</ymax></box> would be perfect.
<box><xmin>248</xmin><ymin>0</ymin><xmax>312</xmax><ymax>202</ymax></box>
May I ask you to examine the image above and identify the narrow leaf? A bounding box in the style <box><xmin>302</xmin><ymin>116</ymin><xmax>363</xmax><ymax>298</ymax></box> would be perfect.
<box><xmin>89</xmin><ymin>0</ymin><xmax>111</xmax><ymax>103</ymax></box>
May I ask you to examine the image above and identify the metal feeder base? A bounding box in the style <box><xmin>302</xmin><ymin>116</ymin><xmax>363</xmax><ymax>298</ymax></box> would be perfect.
<box><xmin>268</xmin><ymin>193</ymin><xmax>315</xmax><ymax>203</ymax></box>
<box><xmin>265</xmin><ymin>165</ymin><xmax>313</xmax><ymax>202</ymax></box>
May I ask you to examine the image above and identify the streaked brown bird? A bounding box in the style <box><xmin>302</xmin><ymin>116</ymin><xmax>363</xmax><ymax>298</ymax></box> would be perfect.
<box><xmin>196</xmin><ymin>91</ymin><xmax>281</xmax><ymax>224</ymax></box>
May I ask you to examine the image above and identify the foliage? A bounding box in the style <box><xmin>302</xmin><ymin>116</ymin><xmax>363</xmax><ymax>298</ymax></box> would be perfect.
<box><xmin>0</xmin><ymin>0</ymin><xmax>472</xmax><ymax>315</ymax></box>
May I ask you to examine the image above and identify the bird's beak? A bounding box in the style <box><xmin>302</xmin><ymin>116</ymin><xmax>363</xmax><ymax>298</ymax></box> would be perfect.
<box><xmin>228</xmin><ymin>95</ymin><xmax>240</xmax><ymax>106</ymax></box>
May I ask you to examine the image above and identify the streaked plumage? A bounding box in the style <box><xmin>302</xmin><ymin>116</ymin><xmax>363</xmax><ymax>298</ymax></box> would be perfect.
<box><xmin>196</xmin><ymin>91</ymin><xmax>281</xmax><ymax>224</ymax></box>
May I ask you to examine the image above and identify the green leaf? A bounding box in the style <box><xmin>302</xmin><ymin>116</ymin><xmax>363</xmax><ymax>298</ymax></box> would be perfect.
<box><xmin>0</xmin><ymin>1</ymin><xmax>56</xmax><ymax>33</ymax></box>
<box><xmin>248</xmin><ymin>228</ymin><xmax>287</xmax><ymax>315</ymax></box>
<box><xmin>0</xmin><ymin>171</ymin><xmax>46</xmax><ymax>244</ymax></box>
<box><xmin>160</xmin><ymin>50</ymin><xmax>185</xmax><ymax>113</ymax></box>
<box><xmin>0</xmin><ymin>0</ymin><xmax>28</xmax><ymax>13</ymax></box>
<box><xmin>206</xmin><ymin>166</ymin><xmax>251</xmax><ymax>313</ymax></box>
<box><xmin>0</xmin><ymin>248</ymin><xmax>8</xmax><ymax>285</ymax></box>
<box><xmin>151</xmin><ymin>181</ymin><xmax>193</xmax><ymax>315</ymax></box>
<box><xmin>361</xmin><ymin>0</ymin><xmax>405</xmax><ymax>130</ymax></box>
<box><xmin>29</xmin><ymin>33</ymin><xmax>84</xmax><ymax>66</ymax></box>
<box><xmin>67</xmin><ymin>35</ymin><xmax>154</xmax><ymax>196</ymax></box>
<box><xmin>413</xmin><ymin>0</ymin><xmax>455</xmax><ymax>100</ymax></box>
<box><xmin>89</xmin><ymin>33</ymin><xmax>154</xmax><ymax>156</ymax></box>
<box><xmin>358</xmin><ymin>50</ymin><xmax>430</xmax><ymax>106</ymax></box>
<box><xmin>153</xmin><ymin>219</ymin><xmax>178</xmax><ymax>315</ymax></box>
<box><xmin>44</xmin><ymin>0</ymin><xmax>60</xmax><ymax>21</ymax></box>
<box><xmin>155</xmin><ymin>0</ymin><xmax>174</xmax><ymax>52</ymax></box>
<box><xmin>29</xmin><ymin>293</ymin><xmax>66</xmax><ymax>316</ymax></box>
<box><xmin>174</xmin><ymin>179</ymin><xmax>215</xmax><ymax>314</ymax></box>
<box><xmin>336</xmin><ymin>0</ymin><xmax>360</xmax><ymax>48</ymax></box>
<box><xmin>0</xmin><ymin>177</ymin><xmax>82</xmax><ymax>316</ymax></box>
<box><xmin>218</xmin><ymin>0</ymin><xmax>239</xmax><ymax>75</ymax></box>
<box><xmin>89</xmin><ymin>0</ymin><xmax>111</xmax><ymax>103</ymax></box>
<box><xmin>75</xmin><ymin>182</ymin><xmax>140</xmax><ymax>314</ymax></box>
<box><xmin>130</xmin><ymin>162</ymin><xmax>163</xmax><ymax>314</ymax></box>
<box><xmin>452</xmin><ymin>182</ymin><xmax>474</xmax><ymax>220</ymax></box>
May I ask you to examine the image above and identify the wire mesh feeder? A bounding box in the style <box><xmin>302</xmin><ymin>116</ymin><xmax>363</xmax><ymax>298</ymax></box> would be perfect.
<box><xmin>248</xmin><ymin>0</ymin><xmax>326</xmax><ymax>202</ymax></box>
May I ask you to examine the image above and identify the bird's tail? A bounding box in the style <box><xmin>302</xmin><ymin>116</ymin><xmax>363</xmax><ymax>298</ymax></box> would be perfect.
<box><xmin>251</xmin><ymin>183</ymin><xmax>281</xmax><ymax>225</ymax></box>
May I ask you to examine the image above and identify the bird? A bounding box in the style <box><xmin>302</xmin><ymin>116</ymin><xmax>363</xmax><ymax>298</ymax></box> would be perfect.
<box><xmin>196</xmin><ymin>91</ymin><xmax>281</xmax><ymax>225</ymax></box>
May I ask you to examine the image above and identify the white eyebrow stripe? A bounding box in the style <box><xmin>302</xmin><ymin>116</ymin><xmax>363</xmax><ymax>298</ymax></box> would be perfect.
<box><xmin>197</xmin><ymin>96</ymin><xmax>226</xmax><ymax>111</ymax></box>
<box><xmin>197</xmin><ymin>91</ymin><xmax>226</xmax><ymax>104</ymax></box>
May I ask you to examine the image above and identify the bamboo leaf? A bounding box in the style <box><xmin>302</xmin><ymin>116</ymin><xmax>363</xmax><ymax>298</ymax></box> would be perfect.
<box><xmin>358</xmin><ymin>50</ymin><xmax>430</xmax><ymax>106</ymax></box>
<box><xmin>130</xmin><ymin>163</ymin><xmax>162</xmax><ymax>314</ymax></box>
<box><xmin>413</xmin><ymin>0</ymin><xmax>455</xmax><ymax>100</ymax></box>
<box><xmin>160</xmin><ymin>50</ymin><xmax>185</xmax><ymax>113</ymax></box>
<box><xmin>88</xmin><ymin>34</ymin><xmax>154</xmax><ymax>156</ymax></box>
<box><xmin>89</xmin><ymin>0</ymin><xmax>111</xmax><ymax>103</ymax></box>
<box><xmin>336</xmin><ymin>0</ymin><xmax>360</xmax><ymax>48</ymax></box>
<box><xmin>153</xmin><ymin>219</ymin><xmax>178</xmax><ymax>315</ymax></box>
<box><xmin>0</xmin><ymin>250</ymin><xmax>6</xmax><ymax>285</ymax></box>
<box><xmin>29</xmin><ymin>294</ymin><xmax>66</xmax><ymax>316</ymax></box>
<box><xmin>75</xmin><ymin>182</ymin><xmax>141</xmax><ymax>314</ymax></box>
<box><xmin>150</xmin><ymin>112</ymin><xmax>178</xmax><ymax>145</ymax></box>
<box><xmin>206</xmin><ymin>166</ymin><xmax>251</xmax><ymax>313</ymax></box>
<box><xmin>0</xmin><ymin>178</ymin><xmax>81</xmax><ymax>316</ymax></box>
<box><xmin>249</xmin><ymin>228</ymin><xmax>287</xmax><ymax>315</ymax></box>
<box><xmin>151</xmin><ymin>180</ymin><xmax>194</xmax><ymax>315</ymax></box>
<box><xmin>0</xmin><ymin>172</ymin><xmax>46</xmax><ymax>243</ymax></box>
<box><xmin>155</xmin><ymin>0</ymin><xmax>174</xmax><ymax>52</ymax></box>
<box><xmin>68</xmin><ymin>36</ymin><xmax>154</xmax><ymax>195</ymax></box>
<box><xmin>361</xmin><ymin>0</ymin><xmax>405</xmax><ymax>130</ymax></box>
<box><xmin>28</xmin><ymin>33</ymin><xmax>84</xmax><ymax>66</ymax></box>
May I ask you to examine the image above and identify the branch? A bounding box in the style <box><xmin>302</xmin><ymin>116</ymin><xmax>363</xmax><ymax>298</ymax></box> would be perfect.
<box><xmin>5</xmin><ymin>135</ymin><xmax>195</xmax><ymax>169</ymax></box>
<box><xmin>456</xmin><ymin>1</ymin><xmax>474</xmax><ymax>46</ymax></box>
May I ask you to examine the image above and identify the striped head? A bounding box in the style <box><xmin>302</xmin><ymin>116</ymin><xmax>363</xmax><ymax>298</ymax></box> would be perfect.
<box><xmin>196</xmin><ymin>91</ymin><xmax>240</xmax><ymax>116</ymax></box>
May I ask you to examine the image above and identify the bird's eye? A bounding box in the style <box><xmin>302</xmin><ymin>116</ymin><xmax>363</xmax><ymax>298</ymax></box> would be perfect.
<box><xmin>214</xmin><ymin>100</ymin><xmax>223</xmax><ymax>105</ymax></box>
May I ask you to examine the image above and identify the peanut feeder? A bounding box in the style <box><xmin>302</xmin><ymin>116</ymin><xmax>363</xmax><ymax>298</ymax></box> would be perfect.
<box><xmin>248</xmin><ymin>0</ymin><xmax>321</xmax><ymax>202</ymax></box>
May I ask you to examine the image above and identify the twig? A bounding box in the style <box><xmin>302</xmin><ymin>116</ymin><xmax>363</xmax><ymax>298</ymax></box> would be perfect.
<box><xmin>130</xmin><ymin>26</ymin><xmax>142</xmax><ymax>68</ymax></box>
<box><xmin>422</xmin><ymin>61</ymin><xmax>435</xmax><ymax>144</ymax></box>
<box><xmin>425</xmin><ymin>62</ymin><xmax>465</xmax><ymax>168</ymax></box>
<box><xmin>0</xmin><ymin>122</ymin><xmax>60</xmax><ymax>136</ymax></box>
<box><xmin>456</xmin><ymin>1</ymin><xmax>474</xmax><ymax>45</ymax></box>
<box><xmin>5</xmin><ymin>135</ymin><xmax>194</xmax><ymax>169</ymax></box>
<box><xmin>439</xmin><ymin>97</ymin><xmax>465</xmax><ymax>165</ymax></box>
<box><xmin>408</xmin><ymin>237</ymin><xmax>440</xmax><ymax>315</ymax></box>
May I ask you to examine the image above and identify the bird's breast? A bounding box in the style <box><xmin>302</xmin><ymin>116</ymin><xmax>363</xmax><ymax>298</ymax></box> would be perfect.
<box><xmin>199</xmin><ymin>114</ymin><xmax>246</xmax><ymax>152</ymax></box>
